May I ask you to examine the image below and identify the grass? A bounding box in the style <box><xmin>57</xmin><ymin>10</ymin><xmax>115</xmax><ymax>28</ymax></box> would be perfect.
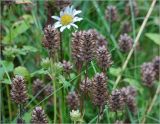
<box><xmin>1</xmin><ymin>0</ymin><xmax>160</xmax><ymax>123</ymax></box>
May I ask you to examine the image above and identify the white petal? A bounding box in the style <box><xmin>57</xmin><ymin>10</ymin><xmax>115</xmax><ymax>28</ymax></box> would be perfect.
<box><xmin>64</xmin><ymin>6</ymin><xmax>70</xmax><ymax>13</ymax></box>
<box><xmin>54</xmin><ymin>21</ymin><xmax>62</xmax><ymax>28</ymax></box>
<box><xmin>67</xmin><ymin>24</ymin><xmax>71</xmax><ymax>29</ymax></box>
<box><xmin>70</xmin><ymin>6</ymin><xmax>74</xmax><ymax>14</ymax></box>
<box><xmin>60</xmin><ymin>11</ymin><xmax>64</xmax><ymax>16</ymax></box>
<box><xmin>71</xmin><ymin>23</ymin><xmax>78</xmax><ymax>28</ymax></box>
<box><xmin>73</xmin><ymin>10</ymin><xmax>82</xmax><ymax>16</ymax></box>
<box><xmin>60</xmin><ymin>26</ymin><xmax>67</xmax><ymax>32</ymax></box>
<box><xmin>51</xmin><ymin>16</ymin><xmax>60</xmax><ymax>21</ymax></box>
<box><xmin>73</xmin><ymin>17</ymin><xmax>83</xmax><ymax>22</ymax></box>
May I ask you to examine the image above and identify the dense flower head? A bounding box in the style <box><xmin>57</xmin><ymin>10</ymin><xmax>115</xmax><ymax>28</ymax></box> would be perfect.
<box><xmin>92</xmin><ymin>73</ymin><xmax>108</xmax><ymax>107</ymax></box>
<box><xmin>31</xmin><ymin>106</ymin><xmax>48</xmax><ymax>124</ymax></box>
<box><xmin>52</xmin><ymin>5</ymin><xmax>83</xmax><ymax>32</ymax></box>
<box><xmin>42</xmin><ymin>25</ymin><xmax>60</xmax><ymax>56</ymax></box>
<box><xmin>10</xmin><ymin>75</ymin><xmax>28</xmax><ymax>104</ymax></box>
<box><xmin>109</xmin><ymin>89</ymin><xmax>124</xmax><ymax>112</ymax></box>
<box><xmin>61</xmin><ymin>60</ymin><xmax>73</xmax><ymax>74</ymax></box>
<box><xmin>55</xmin><ymin>0</ymin><xmax>71</xmax><ymax>10</ymax></box>
<box><xmin>141</xmin><ymin>62</ymin><xmax>156</xmax><ymax>87</ymax></box>
<box><xmin>105</xmin><ymin>5</ymin><xmax>118</xmax><ymax>22</ymax></box>
<box><xmin>72</xmin><ymin>30</ymin><xmax>96</xmax><ymax>64</ymax></box>
<box><xmin>32</xmin><ymin>79</ymin><xmax>45</xmax><ymax>101</ymax></box>
<box><xmin>121</xmin><ymin>21</ymin><xmax>132</xmax><ymax>33</ymax></box>
<box><xmin>81</xmin><ymin>30</ymin><xmax>96</xmax><ymax>63</ymax></box>
<box><xmin>120</xmin><ymin>86</ymin><xmax>137</xmax><ymax>114</ymax></box>
<box><xmin>45</xmin><ymin>84</ymin><xmax>53</xmax><ymax>105</ymax></box>
<box><xmin>152</xmin><ymin>56</ymin><xmax>160</xmax><ymax>80</ymax></box>
<box><xmin>118</xmin><ymin>33</ymin><xmax>133</xmax><ymax>52</ymax></box>
<box><xmin>125</xmin><ymin>0</ymin><xmax>139</xmax><ymax>17</ymax></box>
<box><xmin>67</xmin><ymin>91</ymin><xmax>80</xmax><ymax>110</ymax></box>
<box><xmin>72</xmin><ymin>31</ymin><xmax>84</xmax><ymax>65</ymax></box>
<box><xmin>96</xmin><ymin>45</ymin><xmax>113</xmax><ymax>72</ymax></box>
<box><xmin>88</xmin><ymin>29</ymin><xmax>108</xmax><ymax>48</ymax></box>
<box><xmin>80</xmin><ymin>77</ymin><xmax>92</xmax><ymax>93</ymax></box>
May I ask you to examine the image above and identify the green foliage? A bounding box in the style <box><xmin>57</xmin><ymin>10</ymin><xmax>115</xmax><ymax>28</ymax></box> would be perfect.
<box><xmin>14</xmin><ymin>66</ymin><xmax>30</xmax><ymax>80</ymax></box>
<box><xmin>1</xmin><ymin>0</ymin><xmax>159</xmax><ymax>123</ymax></box>
<box><xmin>145</xmin><ymin>33</ymin><xmax>160</xmax><ymax>46</ymax></box>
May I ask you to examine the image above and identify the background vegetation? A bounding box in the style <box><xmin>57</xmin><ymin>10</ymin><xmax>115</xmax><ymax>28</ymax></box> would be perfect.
<box><xmin>0</xmin><ymin>0</ymin><xmax>160</xmax><ymax>123</ymax></box>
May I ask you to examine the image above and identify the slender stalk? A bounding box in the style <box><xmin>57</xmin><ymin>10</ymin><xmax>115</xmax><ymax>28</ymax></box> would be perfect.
<box><xmin>97</xmin><ymin>108</ymin><xmax>100</xmax><ymax>124</ymax></box>
<box><xmin>141</xmin><ymin>84</ymin><xmax>160</xmax><ymax>124</ymax></box>
<box><xmin>0</xmin><ymin>83</ymin><xmax>1</xmax><ymax>123</ymax></box>
<box><xmin>60</xmin><ymin>33</ymin><xmax>63</xmax><ymax>62</ymax></box>
<box><xmin>6</xmin><ymin>85</ymin><xmax>12</xmax><ymax>121</ymax></box>
<box><xmin>129</xmin><ymin>0</ymin><xmax>137</xmax><ymax>79</ymax></box>
<box><xmin>50</xmin><ymin>58</ymin><xmax>57</xmax><ymax>123</ymax></box>
<box><xmin>113</xmin><ymin>0</ymin><xmax>157</xmax><ymax>89</ymax></box>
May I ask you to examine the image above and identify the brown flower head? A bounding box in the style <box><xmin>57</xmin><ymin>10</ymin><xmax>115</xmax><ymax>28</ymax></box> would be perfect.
<box><xmin>125</xmin><ymin>0</ymin><xmax>139</xmax><ymax>17</ymax></box>
<box><xmin>96</xmin><ymin>45</ymin><xmax>113</xmax><ymax>72</ymax></box>
<box><xmin>118</xmin><ymin>33</ymin><xmax>133</xmax><ymax>52</ymax></box>
<box><xmin>92</xmin><ymin>73</ymin><xmax>108</xmax><ymax>107</ymax></box>
<box><xmin>141</xmin><ymin>62</ymin><xmax>156</xmax><ymax>87</ymax></box>
<box><xmin>105</xmin><ymin>5</ymin><xmax>118</xmax><ymax>22</ymax></box>
<box><xmin>42</xmin><ymin>25</ymin><xmax>60</xmax><ymax>56</ymax></box>
<box><xmin>67</xmin><ymin>91</ymin><xmax>80</xmax><ymax>110</ymax></box>
<box><xmin>10</xmin><ymin>75</ymin><xmax>28</xmax><ymax>104</ymax></box>
<box><xmin>152</xmin><ymin>56</ymin><xmax>160</xmax><ymax>80</ymax></box>
<box><xmin>31</xmin><ymin>106</ymin><xmax>48</xmax><ymax>124</ymax></box>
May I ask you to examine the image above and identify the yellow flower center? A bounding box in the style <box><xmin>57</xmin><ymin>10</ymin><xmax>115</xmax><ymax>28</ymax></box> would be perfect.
<box><xmin>61</xmin><ymin>14</ymin><xmax>73</xmax><ymax>25</ymax></box>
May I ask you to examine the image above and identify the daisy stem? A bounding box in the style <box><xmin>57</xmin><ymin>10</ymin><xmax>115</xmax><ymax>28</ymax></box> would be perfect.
<box><xmin>60</xmin><ymin>33</ymin><xmax>63</xmax><ymax>62</ymax></box>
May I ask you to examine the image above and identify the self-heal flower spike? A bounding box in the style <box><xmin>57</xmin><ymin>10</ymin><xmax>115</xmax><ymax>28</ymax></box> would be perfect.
<box><xmin>152</xmin><ymin>56</ymin><xmax>160</xmax><ymax>80</ymax></box>
<box><xmin>32</xmin><ymin>79</ymin><xmax>45</xmax><ymax>101</ymax></box>
<box><xmin>67</xmin><ymin>91</ymin><xmax>80</xmax><ymax>110</ymax></box>
<box><xmin>96</xmin><ymin>45</ymin><xmax>113</xmax><ymax>72</ymax></box>
<box><xmin>31</xmin><ymin>106</ymin><xmax>48</xmax><ymax>124</ymax></box>
<box><xmin>92</xmin><ymin>73</ymin><xmax>108</xmax><ymax>108</ymax></box>
<box><xmin>118</xmin><ymin>33</ymin><xmax>133</xmax><ymax>52</ymax></box>
<box><xmin>52</xmin><ymin>6</ymin><xmax>83</xmax><ymax>32</ymax></box>
<box><xmin>10</xmin><ymin>75</ymin><xmax>28</xmax><ymax>104</ymax></box>
<box><xmin>141</xmin><ymin>62</ymin><xmax>156</xmax><ymax>87</ymax></box>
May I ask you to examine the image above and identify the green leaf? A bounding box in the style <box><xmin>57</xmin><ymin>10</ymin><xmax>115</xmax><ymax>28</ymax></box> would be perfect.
<box><xmin>146</xmin><ymin>33</ymin><xmax>160</xmax><ymax>45</ymax></box>
<box><xmin>109</xmin><ymin>67</ymin><xmax>122</xmax><ymax>77</ymax></box>
<box><xmin>23</xmin><ymin>45</ymin><xmax>38</xmax><ymax>53</ymax></box>
<box><xmin>0</xmin><ymin>60</ymin><xmax>14</xmax><ymax>72</ymax></box>
<box><xmin>3</xmin><ymin>15</ymin><xmax>33</xmax><ymax>44</ymax></box>
<box><xmin>1</xmin><ymin>79</ymin><xmax>11</xmax><ymax>84</ymax></box>
<box><xmin>58</xmin><ymin>75</ymin><xmax>71</xmax><ymax>88</ymax></box>
<box><xmin>31</xmin><ymin>69</ymin><xmax>48</xmax><ymax>77</ymax></box>
<box><xmin>14</xmin><ymin>66</ymin><xmax>30</xmax><ymax>80</ymax></box>
<box><xmin>123</xmin><ymin>78</ymin><xmax>143</xmax><ymax>94</ymax></box>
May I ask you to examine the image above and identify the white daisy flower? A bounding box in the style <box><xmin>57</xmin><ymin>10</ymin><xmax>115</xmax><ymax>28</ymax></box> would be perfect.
<box><xmin>51</xmin><ymin>6</ymin><xmax>83</xmax><ymax>32</ymax></box>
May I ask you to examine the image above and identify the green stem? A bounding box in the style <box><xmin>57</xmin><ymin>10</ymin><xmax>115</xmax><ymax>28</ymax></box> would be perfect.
<box><xmin>141</xmin><ymin>83</ymin><xmax>160</xmax><ymax>123</ymax></box>
<box><xmin>50</xmin><ymin>58</ymin><xmax>57</xmax><ymax>123</ymax></box>
<box><xmin>6</xmin><ymin>85</ymin><xmax>12</xmax><ymax>121</ymax></box>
